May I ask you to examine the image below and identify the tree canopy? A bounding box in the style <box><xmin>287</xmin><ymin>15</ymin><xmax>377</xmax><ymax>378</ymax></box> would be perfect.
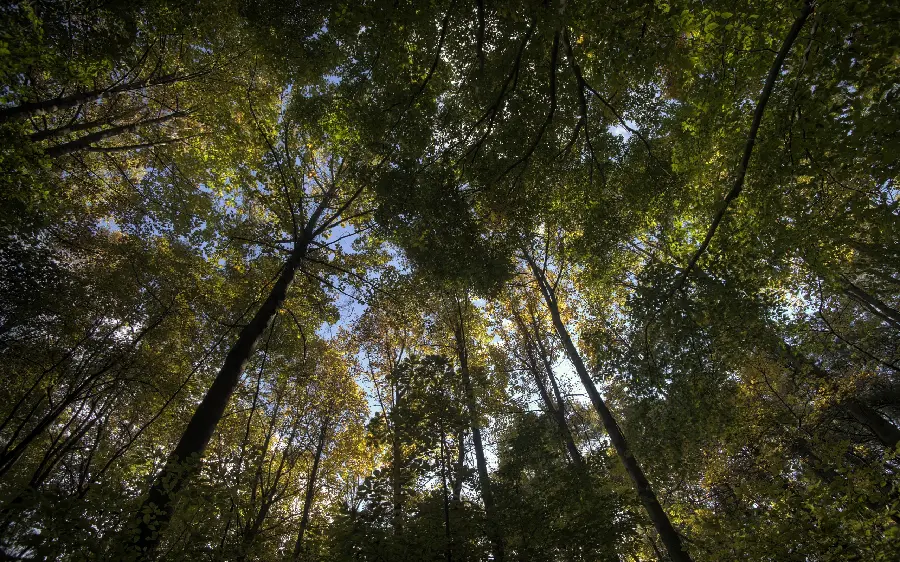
<box><xmin>1</xmin><ymin>0</ymin><xmax>899</xmax><ymax>560</ymax></box>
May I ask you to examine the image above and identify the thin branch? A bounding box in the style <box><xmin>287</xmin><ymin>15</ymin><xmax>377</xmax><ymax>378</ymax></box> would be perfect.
<box><xmin>671</xmin><ymin>0</ymin><xmax>815</xmax><ymax>292</ymax></box>
<box><xmin>83</xmin><ymin>134</ymin><xmax>202</xmax><ymax>153</ymax></box>
<box><xmin>497</xmin><ymin>31</ymin><xmax>560</xmax><ymax>181</ymax></box>
<box><xmin>312</xmin><ymin>184</ymin><xmax>366</xmax><ymax>238</ymax></box>
<box><xmin>248</xmin><ymin>93</ymin><xmax>300</xmax><ymax>240</ymax></box>
<box><xmin>388</xmin><ymin>0</ymin><xmax>456</xmax><ymax>134</ymax></box>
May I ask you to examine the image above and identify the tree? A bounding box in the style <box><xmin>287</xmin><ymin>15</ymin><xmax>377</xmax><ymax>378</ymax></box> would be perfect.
<box><xmin>126</xmin><ymin>122</ymin><xmax>374</xmax><ymax>558</ymax></box>
<box><xmin>4</xmin><ymin>0</ymin><xmax>900</xmax><ymax>560</ymax></box>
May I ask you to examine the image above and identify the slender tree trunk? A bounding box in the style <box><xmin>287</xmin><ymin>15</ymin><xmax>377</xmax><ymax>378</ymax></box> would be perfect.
<box><xmin>390</xmin><ymin>384</ymin><xmax>404</xmax><ymax>536</ymax></box>
<box><xmin>526</xmin><ymin>256</ymin><xmax>692</xmax><ymax>562</ymax></box>
<box><xmin>531</xmin><ymin>357</ymin><xmax>584</xmax><ymax>468</ymax></box>
<box><xmin>0</xmin><ymin>311</ymin><xmax>169</xmax><ymax>480</ymax></box>
<box><xmin>671</xmin><ymin>0</ymin><xmax>814</xmax><ymax>289</ymax></box>
<box><xmin>440</xmin><ymin>424</ymin><xmax>453</xmax><ymax>562</ymax></box>
<box><xmin>0</xmin><ymin>399</ymin><xmax>108</xmax><ymax>535</ymax></box>
<box><xmin>514</xmin><ymin>308</ymin><xmax>584</xmax><ymax>468</ymax></box>
<box><xmin>0</xmin><ymin>374</ymin><xmax>110</xmax><ymax>479</ymax></box>
<box><xmin>539</xmin><ymin>342</ymin><xmax>577</xmax><ymax>444</ymax></box>
<box><xmin>292</xmin><ymin>419</ymin><xmax>328</xmax><ymax>561</ymax></box>
<box><xmin>238</xmin><ymin>423</ymin><xmax>297</xmax><ymax>561</ymax></box>
<box><xmin>792</xmin><ymin>437</ymin><xmax>900</xmax><ymax>526</ymax></box>
<box><xmin>45</xmin><ymin>112</ymin><xmax>186</xmax><ymax>158</ymax></box>
<box><xmin>454</xmin><ymin>317</ymin><xmax>505</xmax><ymax>562</ymax></box>
<box><xmin>238</xmin><ymin>499</ymin><xmax>273</xmax><ymax>561</ymax></box>
<box><xmin>29</xmin><ymin>110</ymin><xmax>138</xmax><ymax>142</ymax></box>
<box><xmin>452</xmin><ymin>429</ymin><xmax>465</xmax><ymax>503</ymax></box>
<box><xmin>391</xmin><ymin>430</ymin><xmax>403</xmax><ymax>528</ymax></box>
<box><xmin>130</xmin><ymin>242</ymin><xmax>307</xmax><ymax>560</ymax></box>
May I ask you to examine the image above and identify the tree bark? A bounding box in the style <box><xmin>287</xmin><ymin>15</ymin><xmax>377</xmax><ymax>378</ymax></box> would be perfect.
<box><xmin>843</xmin><ymin>281</ymin><xmax>900</xmax><ymax>330</ymax></box>
<box><xmin>672</xmin><ymin>0</ymin><xmax>814</xmax><ymax>290</ymax></box>
<box><xmin>29</xmin><ymin>110</ymin><xmax>137</xmax><ymax>142</ymax></box>
<box><xmin>528</xmin><ymin>313</ymin><xmax>585</xmax><ymax>468</ymax></box>
<box><xmin>390</xmin><ymin>388</ymin><xmax>405</xmax><ymax>536</ymax></box>
<box><xmin>792</xmin><ymin>437</ymin><xmax>900</xmax><ymax>526</ymax></box>
<box><xmin>292</xmin><ymin>419</ymin><xmax>328</xmax><ymax>561</ymax></box>
<box><xmin>452</xmin><ymin>429</ymin><xmax>465</xmax><ymax>503</ymax></box>
<box><xmin>512</xmin><ymin>307</ymin><xmax>584</xmax><ymax>467</ymax></box>
<box><xmin>536</xmin><ymin>362</ymin><xmax>583</xmax><ymax>467</ymax></box>
<box><xmin>130</xmin><ymin>241</ymin><xmax>307</xmax><ymax>560</ymax></box>
<box><xmin>454</xmin><ymin>311</ymin><xmax>505</xmax><ymax>562</ymax></box>
<box><xmin>0</xmin><ymin>309</ymin><xmax>169</xmax><ymax>480</ymax></box>
<box><xmin>525</xmin><ymin>255</ymin><xmax>692</xmax><ymax>562</ymax></box>
<box><xmin>238</xmin><ymin>417</ymin><xmax>298</xmax><ymax>561</ymax></box>
<box><xmin>440</xmin><ymin>424</ymin><xmax>453</xmax><ymax>562</ymax></box>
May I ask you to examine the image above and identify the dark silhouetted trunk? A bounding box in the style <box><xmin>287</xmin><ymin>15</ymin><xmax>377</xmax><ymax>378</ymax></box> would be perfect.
<box><xmin>440</xmin><ymin>424</ymin><xmax>453</xmax><ymax>562</ymax></box>
<box><xmin>532</xmin><ymin>358</ymin><xmax>583</xmax><ymax>468</ymax></box>
<box><xmin>0</xmin><ymin>310</ymin><xmax>170</xmax><ymax>480</ymax></box>
<box><xmin>390</xmin><ymin>383</ymin><xmax>405</xmax><ymax>535</ymax></box>
<box><xmin>292</xmin><ymin>419</ymin><xmax>328</xmax><ymax>561</ymax></box>
<box><xmin>239</xmin><ymin>421</ymin><xmax>298</xmax><ymax>562</ymax></box>
<box><xmin>30</xmin><ymin>111</ymin><xmax>137</xmax><ymax>142</ymax></box>
<box><xmin>779</xmin><ymin>345</ymin><xmax>900</xmax><ymax>450</ymax></box>
<box><xmin>843</xmin><ymin>281</ymin><xmax>900</xmax><ymax>330</ymax></box>
<box><xmin>454</xmin><ymin>315</ymin><xmax>504</xmax><ymax>562</ymax></box>
<box><xmin>514</xmin><ymin>308</ymin><xmax>584</xmax><ymax>468</ymax></box>
<box><xmin>452</xmin><ymin>429</ymin><xmax>465</xmax><ymax>503</ymax></box>
<box><xmin>792</xmin><ymin>437</ymin><xmax>900</xmax><ymax>526</ymax></box>
<box><xmin>526</xmin><ymin>255</ymin><xmax>692</xmax><ymax>562</ymax></box>
<box><xmin>846</xmin><ymin>400</ymin><xmax>900</xmax><ymax>450</ymax></box>
<box><xmin>131</xmin><ymin>241</ymin><xmax>307</xmax><ymax>560</ymax></box>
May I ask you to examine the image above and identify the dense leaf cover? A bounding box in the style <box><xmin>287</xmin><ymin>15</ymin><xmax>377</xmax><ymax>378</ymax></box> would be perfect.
<box><xmin>1</xmin><ymin>0</ymin><xmax>898</xmax><ymax>560</ymax></box>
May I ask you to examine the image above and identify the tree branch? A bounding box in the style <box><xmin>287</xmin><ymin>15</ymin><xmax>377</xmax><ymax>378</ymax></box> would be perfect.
<box><xmin>672</xmin><ymin>0</ymin><xmax>814</xmax><ymax>293</ymax></box>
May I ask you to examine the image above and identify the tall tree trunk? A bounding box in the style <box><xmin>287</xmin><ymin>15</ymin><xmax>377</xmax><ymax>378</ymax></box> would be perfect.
<box><xmin>29</xmin><ymin>110</ymin><xmax>137</xmax><ymax>142</ymax></box>
<box><xmin>532</xmin><ymin>357</ymin><xmax>583</xmax><ymax>468</ymax></box>
<box><xmin>525</xmin><ymin>256</ymin><xmax>692</xmax><ymax>562</ymax></box>
<box><xmin>671</xmin><ymin>0</ymin><xmax>814</xmax><ymax>289</ymax></box>
<box><xmin>792</xmin><ymin>437</ymin><xmax>900</xmax><ymax>526</ymax></box>
<box><xmin>453</xmin><ymin>313</ymin><xmax>504</xmax><ymax>562</ymax></box>
<box><xmin>239</xmin><ymin>422</ymin><xmax>297</xmax><ymax>561</ymax></box>
<box><xmin>239</xmin><ymin>499</ymin><xmax>273</xmax><ymax>561</ymax></box>
<box><xmin>513</xmin><ymin>308</ymin><xmax>584</xmax><ymax>468</ymax></box>
<box><xmin>440</xmin><ymin>424</ymin><xmax>453</xmax><ymax>562</ymax></box>
<box><xmin>391</xmin><ymin>430</ymin><xmax>404</xmax><ymax>534</ymax></box>
<box><xmin>390</xmin><ymin>383</ymin><xmax>405</xmax><ymax>535</ymax></box>
<box><xmin>536</xmin><ymin>333</ymin><xmax>578</xmax><ymax>443</ymax></box>
<box><xmin>292</xmin><ymin>419</ymin><xmax>328</xmax><ymax>561</ymax></box>
<box><xmin>452</xmin><ymin>429</ymin><xmax>465</xmax><ymax>503</ymax></box>
<box><xmin>130</xmin><ymin>242</ymin><xmax>307</xmax><ymax>560</ymax></box>
<box><xmin>0</xmin><ymin>310</ymin><xmax>169</xmax><ymax>480</ymax></box>
<box><xmin>843</xmin><ymin>281</ymin><xmax>900</xmax><ymax>330</ymax></box>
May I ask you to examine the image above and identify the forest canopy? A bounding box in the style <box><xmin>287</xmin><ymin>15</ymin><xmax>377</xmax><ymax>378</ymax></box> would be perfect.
<box><xmin>1</xmin><ymin>0</ymin><xmax>898</xmax><ymax>560</ymax></box>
